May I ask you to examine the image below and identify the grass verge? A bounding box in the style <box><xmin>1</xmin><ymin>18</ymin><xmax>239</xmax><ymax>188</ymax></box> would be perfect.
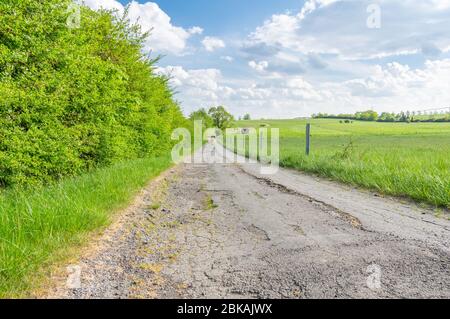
<box><xmin>0</xmin><ymin>155</ymin><xmax>172</xmax><ymax>298</ymax></box>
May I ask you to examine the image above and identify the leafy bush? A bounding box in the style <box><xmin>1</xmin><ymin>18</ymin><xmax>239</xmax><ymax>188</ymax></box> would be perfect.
<box><xmin>0</xmin><ymin>0</ymin><xmax>186</xmax><ymax>187</ymax></box>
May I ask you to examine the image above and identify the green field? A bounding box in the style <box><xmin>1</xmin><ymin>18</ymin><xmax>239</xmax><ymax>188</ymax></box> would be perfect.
<box><xmin>235</xmin><ymin>119</ymin><xmax>450</xmax><ymax>209</ymax></box>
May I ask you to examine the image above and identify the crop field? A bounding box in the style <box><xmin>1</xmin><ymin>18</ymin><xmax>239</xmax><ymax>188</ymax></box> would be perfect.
<box><xmin>234</xmin><ymin>119</ymin><xmax>450</xmax><ymax>209</ymax></box>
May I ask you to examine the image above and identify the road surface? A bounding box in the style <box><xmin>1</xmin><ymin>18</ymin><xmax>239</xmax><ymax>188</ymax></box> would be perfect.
<box><xmin>47</xmin><ymin>143</ymin><xmax>450</xmax><ymax>299</ymax></box>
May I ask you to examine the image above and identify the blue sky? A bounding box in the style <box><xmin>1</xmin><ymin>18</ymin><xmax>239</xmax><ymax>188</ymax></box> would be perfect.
<box><xmin>119</xmin><ymin>0</ymin><xmax>304</xmax><ymax>34</ymax></box>
<box><xmin>85</xmin><ymin>0</ymin><xmax>450</xmax><ymax>118</ymax></box>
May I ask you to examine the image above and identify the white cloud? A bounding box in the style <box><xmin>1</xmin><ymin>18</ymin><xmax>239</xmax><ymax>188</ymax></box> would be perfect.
<box><xmin>202</xmin><ymin>36</ymin><xmax>226</xmax><ymax>52</ymax></box>
<box><xmin>346</xmin><ymin>59</ymin><xmax>450</xmax><ymax>100</ymax></box>
<box><xmin>85</xmin><ymin>0</ymin><xmax>450</xmax><ymax>118</ymax></box>
<box><xmin>155</xmin><ymin>65</ymin><xmax>329</xmax><ymax>116</ymax></box>
<box><xmin>156</xmin><ymin>59</ymin><xmax>450</xmax><ymax>118</ymax></box>
<box><xmin>298</xmin><ymin>0</ymin><xmax>341</xmax><ymax>20</ymax></box>
<box><xmin>249</xmin><ymin>60</ymin><xmax>269</xmax><ymax>72</ymax></box>
<box><xmin>245</xmin><ymin>0</ymin><xmax>450</xmax><ymax>60</ymax></box>
<box><xmin>401</xmin><ymin>0</ymin><xmax>450</xmax><ymax>11</ymax></box>
<box><xmin>221</xmin><ymin>56</ymin><xmax>234</xmax><ymax>62</ymax></box>
<box><xmin>156</xmin><ymin>66</ymin><xmax>235</xmax><ymax>103</ymax></box>
<box><xmin>249</xmin><ymin>14</ymin><xmax>300</xmax><ymax>51</ymax></box>
<box><xmin>188</xmin><ymin>26</ymin><xmax>204</xmax><ymax>35</ymax></box>
<box><xmin>83</xmin><ymin>0</ymin><xmax>202</xmax><ymax>55</ymax></box>
<box><xmin>82</xmin><ymin>0</ymin><xmax>124</xmax><ymax>11</ymax></box>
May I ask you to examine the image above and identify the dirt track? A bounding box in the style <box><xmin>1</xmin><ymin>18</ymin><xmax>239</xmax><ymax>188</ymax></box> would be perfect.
<box><xmin>47</xmin><ymin>143</ymin><xmax>450</xmax><ymax>299</ymax></box>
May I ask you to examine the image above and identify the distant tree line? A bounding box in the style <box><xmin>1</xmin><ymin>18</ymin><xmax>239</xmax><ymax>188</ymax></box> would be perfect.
<box><xmin>312</xmin><ymin>110</ymin><xmax>450</xmax><ymax>123</ymax></box>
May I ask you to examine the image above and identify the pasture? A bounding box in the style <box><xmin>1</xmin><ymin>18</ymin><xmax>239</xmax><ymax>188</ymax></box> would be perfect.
<box><xmin>235</xmin><ymin>119</ymin><xmax>450</xmax><ymax>209</ymax></box>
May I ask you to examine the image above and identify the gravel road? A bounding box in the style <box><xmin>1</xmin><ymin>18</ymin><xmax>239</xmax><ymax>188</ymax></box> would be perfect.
<box><xmin>47</xmin><ymin>143</ymin><xmax>450</xmax><ymax>299</ymax></box>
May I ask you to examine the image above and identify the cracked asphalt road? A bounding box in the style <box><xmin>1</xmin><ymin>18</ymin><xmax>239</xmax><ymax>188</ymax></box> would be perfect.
<box><xmin>47</xmin><ymin>143</ymin><xmax>450</xmax><ymax>299</ymax></box>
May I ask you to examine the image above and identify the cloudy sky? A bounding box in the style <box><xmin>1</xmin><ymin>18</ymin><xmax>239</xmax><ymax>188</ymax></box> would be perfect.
<box><xmin>83</xmin><ymin>0</ymin><xmax>450</xmax><ymax>118</ymax></box>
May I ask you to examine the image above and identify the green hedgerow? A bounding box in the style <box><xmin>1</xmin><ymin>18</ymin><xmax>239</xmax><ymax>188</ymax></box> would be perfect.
<box><xmin>0</xmin><ymin>0</ymin><xmax>187</xmax><ymax>187</ymax></box>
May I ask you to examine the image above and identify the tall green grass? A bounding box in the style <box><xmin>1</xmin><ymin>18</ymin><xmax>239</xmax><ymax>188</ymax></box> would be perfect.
<box><xmin>234</xmin><ymin>119</ymin><xmax>450</xmax><ymax>209</ymax></box>
<box><xmin>0</xmin><ymin>156</ymin><xmax>172</xmax><ymax>297</ymax></box>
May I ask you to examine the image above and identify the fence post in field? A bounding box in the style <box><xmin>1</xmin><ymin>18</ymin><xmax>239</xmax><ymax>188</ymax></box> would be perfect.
<box><xmin>259</xmin><ymin>128</ymin><xmax>264</xmax><ymax>162</ymax></box>
<box><xmin>306</xmin><ymin>123</ymin><xmax>311</xmax><ymax>156</ymax></box>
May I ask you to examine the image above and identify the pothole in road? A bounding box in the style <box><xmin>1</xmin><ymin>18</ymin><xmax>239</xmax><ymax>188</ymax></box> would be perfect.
<box><xmin>246</xmin><ymin>224</ymin><xmax>271</xmax><ymax>241</ymax></box>
<box><xmin>237</xmin><ymin>167</ymin><xmax>364</xmax><ymax>230</ymax></box>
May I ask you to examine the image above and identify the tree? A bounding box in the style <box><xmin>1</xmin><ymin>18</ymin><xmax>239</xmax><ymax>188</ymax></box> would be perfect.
<box><xmin>243</xmin><ymin>113</ymin><xmax>251</xmax><ymax>120</ymax></box>
<box><xmin>378</xmin><ymin>112</ymin><xmax>395</xmax><ymax>122</ymax></box>
<box><xmin>208</xmin><ymin>106</ymin><xmax>234</xmax><ymax>130</ymax></box>
<box><xmin>399</xmin><ymin>111</ymin><xmax>408</xmax><ymax>122</ymax></box>
<box><xmin>355</xmin><ymin>110</ymin><xmax>378</xmax><ymax>121</ymax></box>
<box><xmin>189</xmin><ymin>108</ymin><xmax>213</xmax><ymax>129</ymax></box>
